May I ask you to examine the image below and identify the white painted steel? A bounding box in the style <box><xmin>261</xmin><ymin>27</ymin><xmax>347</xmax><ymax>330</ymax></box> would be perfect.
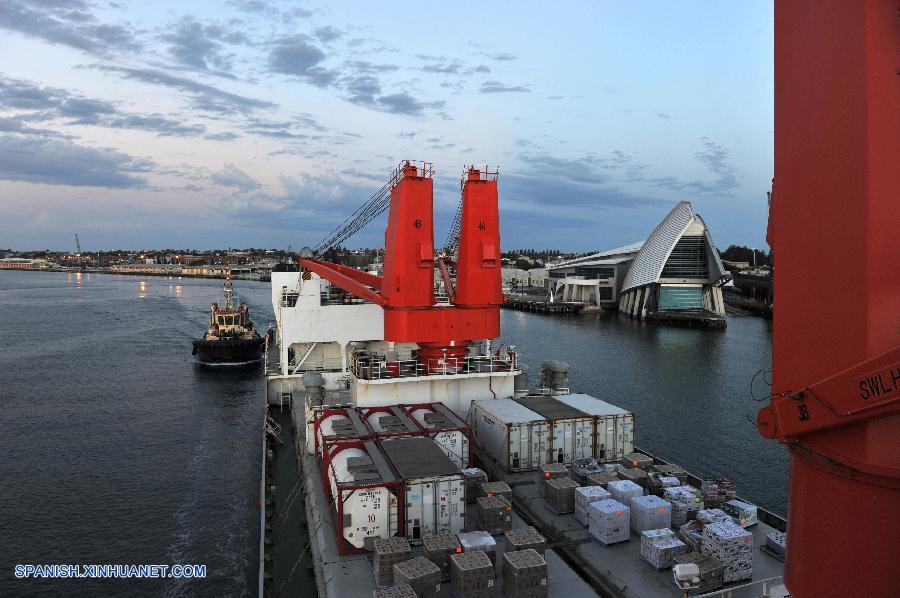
<box><xmin>327</xmin><ymin>446</ymin><xmax>398</xmax><ymax>549</ymax></box>
<box><xmin>553</xmin><ymin>394</ymin><xmax>635</xmax><ymax>463</ymax></box>
<box><xmin>470</xmin><ymin>399</ymin><xmax>549</xmax><ymax>472</ymax></box>
<box><xmin>407</xmin><ymin>407</ymin><xmax>470</xmax><ymax>468</ymax></box>
<box><xmin>403</xmin><ymin>476</ymin><xmax>466</xmax><ymax>543</ymax></box>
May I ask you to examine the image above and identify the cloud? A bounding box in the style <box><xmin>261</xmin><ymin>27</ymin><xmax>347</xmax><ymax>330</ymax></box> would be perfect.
<box><xmin>162</xmin><ymin>17</ymin><xmax>240</xmax><ymax>77</ymax></box>
<box><xmin>657</xmin><ymin>112</ymin><xmax>671</xmax><ymax>120</ymax></box>
<box><xmin>212</xmin><ymin>163</ymin><xmax>261</xmax><ymax>191</ymax></box>
<box><xmin>480</xmin><ymin>80</ymin><xmax>530</xmax><ymax>93</ymax></box>
<box><xmin>268</xmin><ymin>36</ymin><xmax>336</xmax><ymax>87</ymax></box>
<box><xmin>423</xmin><ymin>60</ymin><xmax>463</xmax><ymax>75</ymax></box>
<box><xmin>105</xmin><ymin>114</ymin><xmax>206</xmax><ymax>136</ymax></box>
<box><xmin>88</xmin><ymin>65</ymin><xmax>276</xmax><ymax>114</ymax></box>
<box><xmin>346</xmin><ymin>60</ymin><xmax>399</xmax><ymax>74</ymax></box>
<box><xmin>0</xmin><ymin>135</ymin><xmax>149</xmax><ymax>188</ymax></box>
<box><xmin>205</xmin><ymin>132</ymin><xmax>239</xmax><ymax>141</ymax></box>
<box><xmin>0</xmin><ymin>117</ymin><xmax>69</xmax><ymax>137</ymax></box>
<box><xmin>0</xmin><ymin>0</ymin><xmax>140</xmax><ymax>56</ymax></box>
<box><xmin>488</xmin><ymin>52</ymin><xmax>516</xmax><ymax>61</ymax></box>
<box><xmin>313</xmin><ymin>25</ymin><xmax>343</xmax><ymax>43</ymax></box>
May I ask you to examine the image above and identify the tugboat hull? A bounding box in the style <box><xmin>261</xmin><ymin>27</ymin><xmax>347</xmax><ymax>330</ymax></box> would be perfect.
<box><xmin>192</xmin><ymin>336</ymin><xmax>265</xmax><ymax>364</ymax></box>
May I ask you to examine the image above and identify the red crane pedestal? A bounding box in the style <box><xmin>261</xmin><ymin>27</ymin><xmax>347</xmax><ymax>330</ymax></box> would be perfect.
<box><xmin>763</xmin><ymin>2</ymin><xmax>900</xmax><ymax>596</ymax></box>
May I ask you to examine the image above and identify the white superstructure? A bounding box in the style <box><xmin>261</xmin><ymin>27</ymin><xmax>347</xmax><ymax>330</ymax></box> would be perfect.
<box><xmin>266</xmin><ymin>267</ymin><xmax>520</xmax><ymax>417</ymax></box>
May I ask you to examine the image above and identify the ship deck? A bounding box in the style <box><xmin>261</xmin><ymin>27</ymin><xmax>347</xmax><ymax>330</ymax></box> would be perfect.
<box><xmin>267</xmin><ymin>401</ymin><xmax>786</xmax><ymax>598</ymax></box>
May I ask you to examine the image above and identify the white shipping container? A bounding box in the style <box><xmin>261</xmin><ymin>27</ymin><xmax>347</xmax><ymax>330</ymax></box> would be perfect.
<box><xmin>381</xmin><ymin>437</ymin><xmax>466</xmax><ymax>543</ymax></box>
<box><xmin>470</xmin><ymin>399</ymin><xmax>549</xmax><ymax>472</ymax></box>
<box><xmin>514</xmin><ymin>396</ymin><xmax>594</xmax><ymax>465</ymax></box>
<box><xmin>552</xmin><ymin>394</ymin><xmax>635</xmax><ymax>463</ymax></box>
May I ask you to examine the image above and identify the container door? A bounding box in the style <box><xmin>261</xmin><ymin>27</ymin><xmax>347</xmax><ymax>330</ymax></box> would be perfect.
<box><xmin>532</xmin><ymin>422</ymin><xmax>548</xmax><ymax>469</ymax></box>
<box><xmin>575</xmin><ymin>418</ymin><xmax>593</xmax><ymax>461</ymax></box>
<box><xmin>621</xmin><ymin>414</ymin><xmax>635</xmax><ymax>456</ymax></box>
<box><xmin>594</xmin><ymin>415</ymin><xmax>613</xmax><ymax>462</ymax></box>
<box><xmin>434</xmin><ymin>477</ymin><xmax>466</xmax><ymax>535</ymax></box>
<box><xmin>406</xmin><ymin>482</ymin><xmax>425</xmax><ymax>542</ymax></box>
<box><xmin>508</xmin><ymin>424</ymin><xmax>522</xmax><ymax>471</ymax></box>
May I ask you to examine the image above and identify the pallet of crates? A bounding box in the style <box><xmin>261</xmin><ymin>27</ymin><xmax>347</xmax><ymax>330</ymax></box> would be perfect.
<box><xmin>663</xmin><ymin>485</ymin><xmax>704</xmax><ymax>527</ymax></box>
<box><xmin>476</xmin><ymin>495</ymin><xmax>513</xmax><ymax>535</ymax></box>
<box><xmin>393</xmin><ymin>556</ymin><xmax>442</xmax><ymax>598</ymax></box>
<box><xmin>503</xmin><ymin>549</ymin><xmax>549</xmax><ymax>598</ymax></box>
<box><xmin>701</xmin><ymin>522</ymin><xmax>753</xmax><ymax>583</ymax></box>
<box><xmin>450</xmin><ymin>550</ymin><xmax>496</xmax><ymax>598</ymax></box>
<box><xmin>422</xmin><ymin>533</ymin><xmax>462</xmax><ymax>581</ymax></box>
<box><xmin>639</xmin><ymin>528</ymin><xmax>690</xmax><ymax>571</ymax></box>
<box><xmin>588</xmin><ymin>498</ymin><xmax>631</xmax><ymax>546</ymax></box>
<box><xmin>461</xmin><ymin>467</ymin><xmax>488</xmax><ymax>504</ymax></box>
<box><xmin>608</xmin><ymin>479</ymin><xmax>644</xmax><ymax>505</ymax></box>
<box><xmin>544</xmin><ymin>477</ymin><xmax>579</xmax><ymax>515</ymax></box>
<box><xmin>673</xmin><ymin>552</ymin><xmax>725</xmax><ymax>594</ymax></box>
<box><xmin>575</xmin><ymin>486</ymin><xmax>611</xmax><ymax>526</ymax></box>
<box><xmin>504</xmin><ymin>527</ymin><xmax>547</xmax><ymax>555</ymax></box>
<box><xmin>630</xmin><ymin>494</ymin><xmax>671</xmax><ymax>533</ymax></box>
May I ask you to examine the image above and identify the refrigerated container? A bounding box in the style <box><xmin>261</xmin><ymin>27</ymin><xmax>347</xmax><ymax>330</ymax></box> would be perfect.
<box><xmin>551</xmin><ymin>394</ymin><xmax>635</xmax><ymax>463</ymax></box>
<box><xmin>381</xmin><ymin>437</ymin><xmax>466</xmax><ymax>543</ymax></box>
<box><xmin>311</xmin><ymin>406</ymin><xmax>371</xmax><ymax>455</ymax></box>
<box><xmin>469</xmin><ymin>399</ymin><xmax>549</xmax><ymax>472</ymax></box>
<box><xmin>514</xmin><ymin>395</ymin><xmax>594</xmax><ymax>465</ymax></box>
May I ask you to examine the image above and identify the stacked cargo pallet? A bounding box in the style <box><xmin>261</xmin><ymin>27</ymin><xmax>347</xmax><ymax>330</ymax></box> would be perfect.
<box><xmin>373</xmin><ymin>584</ymin><xmax>416</xmax><ymax>598</ymax></box>
<box><xmin>481</xmin><ymin>481</ymin><xmax>513</xmax><ymax>501</ymax></box>
<box><xmin>476</xmin><ymin>495</ymin><xmax>512</xmax><ymax>534</ymax></box>
<box><xmin>570</xmin><ymin>457</ymin><xmax>604</xmax><ymax>484</ymax></box>
<box><xmin>640</xmin><ymin>528</ymin><xmax>690</xmax><ymax>570</ymax></box>
<box><xmin>696</xmin><ymin>508</ymin><xmax>732</xmax><ymax>525</ymax></box>
<box><xmin>630</xmin><ymin>494</ymin><xmax>671</xmax><ymax>533</ymax></box>
<box><xmin>618</xmin><ymin>467</ymin><xmax>648</xmax><ymax>490</ymax></box>
<box><xmin>539</xmin><ymin>463</ymin><xmax>568</xmax><ymax>492</ymax></box>
<box><xmin>545</xmin><ymin>477</ymin><xmax>579</xmax><ymax>514</ymax></box>
<box><xmin>504</xmin><ymin>527</ymin><xmax>547</xmax><ymax>555</ymax></box>
<box><xmin>608</xmin><ymin>479</ymin><xmax>644</xmax><ymax>505</ymax></box>
<box><xmin>588</xmin><ymin>498</ymin><xmax>631</xmax><ymax>546</ymax></box>
<box><xmin>622</xmin><ymin>452</ymin><xmax>653</xmax><ymax>470</ymax></box>
<box><xmin>575</xmin><ymin>486</ymin><xmax>611</xmax><ymax>526</ymax></box>
<box><xmin>422</xmin><ymin>533</ymin><xmax>461</xmax><ymax>581</ymax></box>
<box><xmin>663</xmin><ymin>485</ymin><xmax>704</xmax><ymax>526</ymax></box>
<box><xmin>653</xmin><ymin>464</ymin><xmax>687</xmax><ymax>484</ymax></box>
<box><xmin>461</xmin><ymin>467</ymin><xmax>488</xmax><ymax>504</ymax></box>
<box><xmin>766</xmin><ymin>531</ymin><xmax>787</xmax><ymax>558</ymax></box>
<box><xmin>373</xmin><ymin>537</ymin><xmax>412</xmax><ymax>586</ymax></box>
<box><xmin>450</xmin><ymin>551</ymin><xmax>496</xmax><ymax>598</ymax></box>
<box><xmin>701</xmin><ymin>522</ymin><xmax>753</xmax><ymax>583</ymax></box>
<box><xmin>722</xmin><ymin>499</ymin><xmax>758</xmax><ymax>527</ymax></box>
<box><xmin>679</xmin><ymin>508</ymin><xmax>732</xmax><ymax>551</ymax></box>
<box><xmin>458</xmin><ymin>531</ymin><xmax>497</xmax><ymax>565</ymax></box>
<box><xmin>503</xmin><ymin>549</ymin><xmax>549</xmax><ymax>598</ymax></box>
<box><xmin>585</xmin><ymin>471</ymin><xmax>618</xmax><ymax>488</ymax></box>
<box><xmin>674</xmin><ymin>552</ymin><xmax>725</xmax><ymax>593</ymax></box>
<box><xmin>393</xmin><ymin>557</ymin><xmax>441</xmax><ymax>598</ymax></box>
<box><xmin>646</xmin><ymin>472</ymin><xmax>680</xmax><ymax>495</ymax></box>
<box><xmin>700</xmin><ymin>477</ymin><xmax>736</xmax><ymax>508</ymax></box>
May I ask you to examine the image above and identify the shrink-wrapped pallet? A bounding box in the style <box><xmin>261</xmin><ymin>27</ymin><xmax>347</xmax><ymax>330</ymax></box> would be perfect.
<box><xmin>585</xmin><ymin>471</ymin><xmax>618</xmax><ymax>488</ymax></box>
<box><xmin>608</xmin><ymin>479</ymin><xmax>644</xmax><ymax>505</ymax></box>
<box><xmin>588</xmin><ymin>498</ymin><xmax>630</xmax><ymax>546</ymax></box>
<box><xmin>701</xmin><ymin>522</ymin><xmax>753</xmax><ymax>583</ymax></box>
<box><xmin>622</xmin><ymin>452</ymin><xmax>653</xmax><ymax>470</ymax></box>
<box><xmin>640</xmin><ymin>528</ymin><xmax>690</xmax><ymax>570</ymax></box>
<box><xmin>663</xmin><ymin>485</ymin><xmax>704</xmax><ymax>526</ymax></box>
<box><xmin>629</xmin><ymin>494</ymin><xmax>671</xmax><ymax>533</ymax></box>
<box><xmin>575</xmin><ymin>486</ymin><xmax>611</xmax><ymax>526</ymax></box>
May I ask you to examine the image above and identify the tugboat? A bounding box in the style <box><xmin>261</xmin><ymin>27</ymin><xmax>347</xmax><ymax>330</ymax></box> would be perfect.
<box><xmin>192</xmin><ymin>275</ymin><xmax>265</xmax><ymax>364</ymax></box>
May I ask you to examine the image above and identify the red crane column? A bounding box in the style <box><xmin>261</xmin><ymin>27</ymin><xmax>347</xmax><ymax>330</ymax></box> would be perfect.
<box><xmin>762</xmin><ymin>2</ymin><xmax>900</xmax><ymax>596</ymax></box>
<box><xmin>455</xmin><ymin>167</ymin><xmax>504</xmax><ymax>308</ymax></box>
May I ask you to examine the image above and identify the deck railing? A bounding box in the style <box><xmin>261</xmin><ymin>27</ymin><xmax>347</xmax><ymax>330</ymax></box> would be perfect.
<box><xmin>695</xmin><ymin>576</ymin><xmax>785</xmax><ymax>598</ymax></box>
<box><xmin>351</xmin><ymin>352</ymin><xmax>517</xmax><ymax>381</ymax></box>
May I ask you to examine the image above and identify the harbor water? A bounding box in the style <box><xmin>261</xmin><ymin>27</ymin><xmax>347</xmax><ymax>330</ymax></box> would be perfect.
<box><xmin>0</xmin><ymin>271</ymin><xmax>785</xmax><ymax>596</ymax></box>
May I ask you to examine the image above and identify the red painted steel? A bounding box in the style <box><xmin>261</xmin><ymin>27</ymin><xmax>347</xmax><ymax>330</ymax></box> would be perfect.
<box><xmin>765</xmin><ymin>2</ymin><xmax>900</xmax><ymax>595</ymax></box>
<box><xmin>455</xmin><ymin>167</ymin><xmax>504</xmax><ymax>307</ymax></box>
<box><xmin>299</xmin><ymin>160</ymin><xmax>503</xmax><ymax>349</ymax></box>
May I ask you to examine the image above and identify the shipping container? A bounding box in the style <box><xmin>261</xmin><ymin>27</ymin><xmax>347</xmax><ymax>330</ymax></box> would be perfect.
<box><xmin>402</xmin><ymin>403</ymin><xmax>472</xmax><ymax>468</ymax></box>
<box><xmin>361</xmin><ymin>405</ymin><xmax>422</xmax><ymax>438</ymax></box>
<box><xmin>381</xmin><ymin>437</ymin><xmax>466</xmax><ymax>543</ymax></box>
<box><xmin>321</xmin><ymin>439</ymin><xmax>400</xmax><ymax>554</ymax></box>
<box><xmin>312</xmin><ymin>407</ymin><xmax>371</xmax><ymax>455</ymax></box>
<box><xmin>551</xmin><ymin>394</ymin><xmax>635</xmax><ymax>463</ymax></box>
<box><xmin>470</xmin><ymin>399</ymin><xmax>549</xmax><ymax>472</ymax></box>
<box><xmin>514</xmin><ymin>396</ymin><xmax>594</xmax><ymax>466</ymax></box>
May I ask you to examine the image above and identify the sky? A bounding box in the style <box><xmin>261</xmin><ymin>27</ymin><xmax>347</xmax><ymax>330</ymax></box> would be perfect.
<box><xmin>0</xmin><ymin>1</ymin><xmax>774</xmax><ymax>252</ymax></box>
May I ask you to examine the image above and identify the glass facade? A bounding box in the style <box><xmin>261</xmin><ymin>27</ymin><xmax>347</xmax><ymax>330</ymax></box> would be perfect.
<box><xmin>661</xmin><ymin>235</ymin><xmax>709</xmax><ymax>278</ymax></box>
<box><xmin>574</xmin><ymin>266</ymin><xmax>615</xmax><ymax>279</ymax></box>
<box><xmin>597</xmin><ymin>286</ymin><xmax>613</xmax><ymax>301</ymax></box>
<box><xmin>658</xmin><ymin>286</ymin><xmax>702</xmax><ymax>310</ymax></box>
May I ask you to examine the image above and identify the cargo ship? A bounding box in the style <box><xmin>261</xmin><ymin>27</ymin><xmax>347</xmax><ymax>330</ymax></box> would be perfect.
<box><xmin>192</xmin><ymin>276</ymin><xmax>265</xmax><ymax>364</ymax></box>
<box><xmin>259</xmin><ymin>162</ymin><xmax>790</xmax><ymax>598</ymax></box>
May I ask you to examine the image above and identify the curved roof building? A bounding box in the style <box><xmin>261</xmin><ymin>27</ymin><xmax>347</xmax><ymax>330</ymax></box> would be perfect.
<box><xmin>618</xmin><ymin>201</ymin><xmax>730</xmax><ymax>326</ymax></box>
